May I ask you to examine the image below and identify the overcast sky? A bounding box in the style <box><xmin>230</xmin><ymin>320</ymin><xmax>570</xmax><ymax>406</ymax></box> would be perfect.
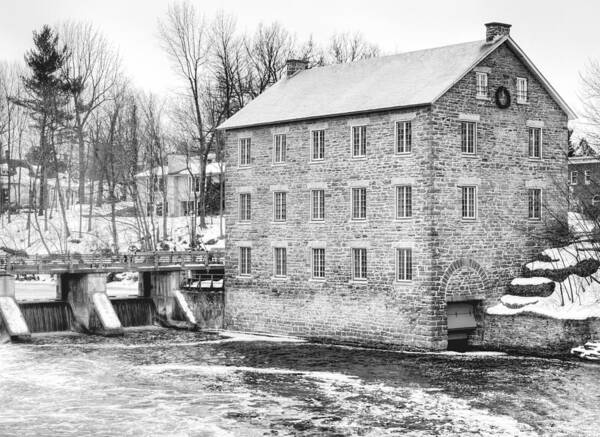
<box><xmin>1</xmin><ymin>0</ymin><xmax>598</xmax><ymax>127</ymax></box>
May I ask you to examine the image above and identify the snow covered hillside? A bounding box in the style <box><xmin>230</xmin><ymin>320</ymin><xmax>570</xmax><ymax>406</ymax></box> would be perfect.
<box><xmin>488</xmin><ymin>241</ymin><xmax>600</xmax><ymax>319</ymax></box>
<box><xmin>0</xmin><ymin>202</ymin><xmax>225</xmax><ymax>255</ymax></box>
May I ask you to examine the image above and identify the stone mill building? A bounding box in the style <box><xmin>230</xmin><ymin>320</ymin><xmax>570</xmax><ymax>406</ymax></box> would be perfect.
<box><xmin>218</xmin><ymin>22</ymin><xmax>576</xmax><ymax>350</ymax></box>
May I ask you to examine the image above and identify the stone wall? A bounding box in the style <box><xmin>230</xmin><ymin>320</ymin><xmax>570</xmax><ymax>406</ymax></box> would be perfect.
<box><xmin>222</xmin><ymin>40</ymin><xmax>569</xmax><ymax>351</ymax></box>
<box><xmin>481</xmin><ymin>313</ymin><xmax>600</xmax><ymax>355</ymax></box>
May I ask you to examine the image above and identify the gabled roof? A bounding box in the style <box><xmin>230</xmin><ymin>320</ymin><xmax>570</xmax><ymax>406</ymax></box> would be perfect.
<box><xmin>218</xmin><ymin>36</ymin><xmax>575</xmax><ymax>130</ymax></box>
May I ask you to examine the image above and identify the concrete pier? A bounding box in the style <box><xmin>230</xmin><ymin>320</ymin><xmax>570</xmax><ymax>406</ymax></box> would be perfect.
<box><xmin>0</xmin><ymin>274</ymin><xmax>31</xmax><ymax>342</ymax></box>
<box><xmin>139</xmin><ymin>271</ymin><xmax>197</xmax><ymax>327</ymax></box>
<box><xmin>60</xmin><ymin>273</ymin><xmax>123</xmax><ymax>336</ymax></box>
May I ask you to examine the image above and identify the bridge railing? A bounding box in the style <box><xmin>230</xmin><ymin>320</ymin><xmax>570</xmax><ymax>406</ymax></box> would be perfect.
<box><xmin>0</xmin><ymin>250</ymin><xmax>225</xmax><ymax>273</ymax></box>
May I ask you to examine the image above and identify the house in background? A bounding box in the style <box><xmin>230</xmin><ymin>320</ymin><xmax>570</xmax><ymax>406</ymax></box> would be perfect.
<box><xmin>568</xmin><ymin>152</ymin><xmax>600</xmax><ymax>217</ymax></box>
<box><xmin>135</xmin><ymin>154</ymin><xmax>224</xmax><ymax>217</ymax></box>
<box><xmin>219</xmin><ymin>22</ymin><xmax>575</xmax><ymax>350</ymax></box>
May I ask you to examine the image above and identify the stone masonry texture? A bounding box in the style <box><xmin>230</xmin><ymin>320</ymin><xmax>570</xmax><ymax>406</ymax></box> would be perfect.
<box><xmin>222</xmin><ymin>42</ymin><xmax>569</xmax><ymax>351</ymax></box>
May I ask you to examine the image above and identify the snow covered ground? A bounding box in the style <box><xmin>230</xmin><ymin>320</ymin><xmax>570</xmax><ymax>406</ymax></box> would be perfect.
<box><xmin>0</xmin><ymin>202</ymin><xmax>225</xmax><ymax>255</ymax></box>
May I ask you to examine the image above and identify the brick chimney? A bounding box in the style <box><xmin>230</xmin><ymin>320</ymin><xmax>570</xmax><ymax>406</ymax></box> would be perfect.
<box><xmin>485</xmin><ymin>22</ymin><xmax>511</xmax><ymax>42</ymax></box>
<box><xmin>286</xmin><ymin>59</ymin><xmax>308</xmax><ymax>78</ymax></box>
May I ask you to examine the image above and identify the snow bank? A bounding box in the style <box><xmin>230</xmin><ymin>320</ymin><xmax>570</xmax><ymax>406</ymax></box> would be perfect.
<box><xmin>524</xmin><ymin>241</ymin><xmax>600</xmax><ymax>271</ymax></box>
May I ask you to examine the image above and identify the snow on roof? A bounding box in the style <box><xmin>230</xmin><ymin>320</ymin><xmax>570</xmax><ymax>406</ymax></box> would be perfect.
<box><xmin>135</xmin><ymin>163</ymin><xmax>223</xmax><ymax>178</ymax></box>
<box><xmin>219</xmin><ymin>36</ymin><xmax>575</xmax><ymax>130</ymax></box>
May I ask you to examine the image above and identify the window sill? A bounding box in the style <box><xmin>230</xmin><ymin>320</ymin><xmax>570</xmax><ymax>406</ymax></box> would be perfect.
<box><xmin>476</xmin><ymin>95</ymin><xmax>490</xmax><ymax>101</ymax></box>
<box><xmin>395</xmin><ymin>151</ymin><xmax>413</xmax><ymax>156</ymax></box>
<box><xmin>309</xmin><ymin>278</ymin><xmax>326</xmax><ymax>283</ymax></box>
<box><xmin>271</xmin><ymin>276</ymin><xmax>289</xmax><ymax>281</ymax></box>
<box><xmin>271</xmin><ymin>221</ymin><xmax>287</xmax><ymax>224</ymax></box>
<box><xmin>394</xmin><ymin>217</ymin><xmax>413</xmax><ymax>222</ymax></box>
<box><xmin>237</xmin><ymin>220</ymin><xmax>252</xmax><ymax>225</ymax></box>
<box><xmin>310</xmin><ymin>219</ymin><xmax>326</xmax><ymax>223</ymax></box>
<box><xmin>350</xmin><ymin>218</ymin><xmax>368</xmax><ymax>223</ymax></box>
<box><xmin>351</xmin><ymin>155</ymin><xmax>367</xmax><ymax>160</ymax></box>
<box><xmin>236</xmin><ymin>275</ymin><xmax>252</xmax><ymax>280</ymax></box>
<box><xmin>461</xmin><ymin>153</ymin><xmax>478</xmax><ymax>158</ymax></box>
<box><xmin>309</xmin><ymin>159</ymin><xmax>325</xmax><ymax>164</ymax></box>
<box><xmin>271</xmin><ymin>162</ymin><xmax>288</xmax><ymax>166</ymax></box>
<box><xmin>528</xmin><ymin>218</ymin><xmax>542</xmax><ymax>222</ymax></box>
<box><xmin>349</xmin><ymin>280</ymin><xmax>368</xmax><ymax>286</ymax></box>
<box><xmin>461</xmin><ymin>218</ymin><xmax>477</xmax><ymax>222</ymax></box>
<box><xmin>527</xmin><ymin>157</ymin><xmax>543</xmax><ymax>161</ymax></box>
<box><xmin>516</xmin><ymin>100</ymin><xmax>529</xmax><ymax>105</ymax></box>
<box><xmin>238</xmin><ymin>165</ymin><xmax>253</xmax><ymax>169</ymax></box>
<box><xmin>395</xmin><ymin>280</ymin><xmax>414</xmax><ymax>286</ymax></box>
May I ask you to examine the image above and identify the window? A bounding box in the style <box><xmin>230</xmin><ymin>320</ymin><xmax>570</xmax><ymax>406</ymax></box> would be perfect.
<box><xmin>182</xmin><ymin>201</ymin><xmax>199</xmax><ymax>216</ymax></box>
<box><xmin>274</xmin><ymin>191</ymin><xmax>287</xmax><ymax>221</ymax></box>
<box><xmin>311</xmin><ymin>189</ymin><xmax>325</xmax><ymax>221</ymax></box>
<box><xmin>239</xmin><ymin>193</ymin><xmax>251</xmax><ymax>221</ymax></box>
<box><xmin>312</xmin><ymin>130</ymin><xmax>325</xmax><ymax>161</ymax></box>
<box><xmin>312</xmin><ymin>248</ymin><xmax>325</xmax><ymax>279</ymax></box>
<box><xmin>192</xmin><ymin>176</ymin><xmax>202</xmax><ymax>192</ymax></box>
<box><xmin>528</xmin><ymin>189</ymin><xmax>542</xmax><ymax>220</ymax></box>
<box><xmin>396</xmin><ymin>121</ymin><xmax>412</xmax><ymax>154</ymax></box>
<box><xmin>570</xmin><ymin>171</ymin><xmax>578</xmax><ymax>185</ymax></box>
<box><xmin>239</xmin><ymin>138</ymin><xmax>251</xmax><ymax>166</ymax></box>
<box><xmin>274</xmin><ymin>134</ymin><xmax>287</xmax><ymax>163</ymax></box>
<box><xmin>352</xmin><ymin>125</ymin><xmax>367</xmax><ymax>157</ymax></box>
<box><xmin>156</xmin><ymin>202</ymin><xmax>167</xmax><ymax>216</ymax></box>
<box><xmin>396</xmin><ymin>248</ymin><xmax>413</xmax><ymax>281</ymax></box>
<box><xmin>396</xmin><ymin>185</ymin><xmax>412</xmax><ymax>218</ymax></box>
<box><xmin>476</xmin><ymin>72</ymin><xmax>488</xmax><ymax>98</ymax></box>
<box><xmin>528</xmin><ymin>127</ymin><xmax>542</xmax><ymax>158</ymax></box>
<box><xmin>352</xmin><ymin>248</ymin><xmax>367</xmax><ymax>280</ymax></box>
<box><xmin>516</xmin><ymin>77</ymin><xmax>528</xmax><ymax>103</ymax></box>
<box><xmin>593</xmin><ymin>195</ymin><xmax>600</xmax><ymax>206</ymax></box>
<box><xmin>461</xmin><ymin>122</ymin><xmax>476</xmax><ymax>154</ymax></box>
<box><xmin>585</xmin><ymin>170</ymin><xmax>591</xmax><ymax>185</ymax></box>
<box><xmin>351</xmin><ymin>187</ymin><xmax>367</xmax><ymax>220</ymax></box>
<box><xmin>239</xmin><ymin>247</ymin><xmax>251</xmax><ymax>275</ymax></box>
<box><xmin>461</xmin><ymin>186</ymin><xmax>476</xmax><ymax>219</ymax></box>
<box><xmin>274</xmin><ymin>247</ymin><xmax>287</xmax><ymax>277</ymax></box>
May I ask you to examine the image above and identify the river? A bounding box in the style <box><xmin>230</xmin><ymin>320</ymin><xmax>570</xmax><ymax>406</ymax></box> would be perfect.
<box><xmin>0</xmin><ymin>329</ymin><xmax>599</xmax><ymax>436</ymax></box>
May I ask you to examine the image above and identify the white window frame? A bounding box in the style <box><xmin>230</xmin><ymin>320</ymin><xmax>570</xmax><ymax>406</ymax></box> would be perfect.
<box><xmin>593</xmin><ymin>195</ymin><xmax>600</xmax><ymax>206</ymax></box>
<box><xmin>528</xmin><ymin>188</ymin><xmax>542</xmax><ymax>221</ymax></box>
<box><xmin>311</xmin><ymin>129</ymin><xmax>325</xmax><ymax>161</ymax></box>
<box><xmin>528</xmin><ymin>127</ymin><xmax>542</xmax><ymax>159</ymax></box>
<box><xmin>461</xmin><ymin>186</ymin><xmax>477</xmax><ymax>220</ymax></box>
<box><xmin>584</xmin><ymin>170</ymin><xmax>591</xmax><ymax>185</ymax></box>
<box><xmin>351</xmin><ymin>187</ymin><xmax>367</xmax><ymax>220</ymax></box>
<box><xmin>516</xmin><ymin>77</ymin><xmax>528</xmax><ymax>104</ymax></box>
<box><xmin>273</xmin><ymin>191</ymin><xmax>287</xmax><ymax>222</ymax></box>
<box><xmin>273</xmin><ymin>133</ymin><xmax>287</xmax><ymax>164</ymax></box>
<box><xmin>239</xmin><ymin>193</ymin><xmax>251</xmax><ymax>221</ymax></box>
<box><xmin>570</xmin><ymin>171</ymin><xmax>578</xmax><ymax>186</ymax></box>
<box><xmin>396</xmin><ymin>248</ymin><xmax>413</xmax><ymax>282</ymax></box>
<box><xmin>239</xmin><ymin>247</ymin><xmax>251</xmax><ymax>276</ymax></box>
<box><xmin>476</xmin><ymin>72</ymin><xmax>488</xmax><ymax>99</ymax></box>
<box><xmin>351</xmin><ymin>125</ymin><xmax>367</xmax><ymax>158</ymax></box>
<box><xmin>310</xmin><ymin>189</ymin><xmax>325</xmax><ymax>221</ymax></box>
<box><xmin>395</xmin><ymin>121</ymin><xmax>412</xmax><ymax>154</ymax></box>
<box><xmin>395</xmin><ymin>185</ymin><xmax>412</xmax><ymax>219</ymax></box>
<box><xmin>239</xmin><ymin>137</ymin><xmax>251</xmax><ymax>166</ymax></box>
<box><xmin>461</xmin><ymin>121</ymin><xmax>477</xmax><ymax>155</ymax></box>
<box><xmin>311</xmin><ymin>248</ymin><xmax>326</xmax><ymax>280</ymax></box>
<box><xmin>273</xmin><ymin>247</ymin><xmax>287</xmax><ymax>278</ymax></box>
<box><xmin>351</xmin><ymin>248</ymin><xmax>367</xmax><ymax>281</ymax></box>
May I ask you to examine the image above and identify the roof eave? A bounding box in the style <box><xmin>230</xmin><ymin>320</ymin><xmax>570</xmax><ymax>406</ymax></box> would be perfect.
<box><xmin>217</xmin><ymin>102</ymin><xmax>432</xmax><ymax>132</ymax></box>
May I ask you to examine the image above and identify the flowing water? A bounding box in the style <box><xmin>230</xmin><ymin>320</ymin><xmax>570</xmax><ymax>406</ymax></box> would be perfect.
<box><xmin>18</xmin><ymin>301</ymin><xmax>74</xmax><ymax>332</ymax></box>
<box><xmin>0</xmin><ymin>329</ymin><xmax>599</xmax><ymax>436</ymax></box>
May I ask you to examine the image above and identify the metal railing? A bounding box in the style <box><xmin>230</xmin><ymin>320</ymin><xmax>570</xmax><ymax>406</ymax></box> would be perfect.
<box><xmin>0</xmin><ymin>250</ymin><xmax>225</xmax><ymax>274</ymax></box>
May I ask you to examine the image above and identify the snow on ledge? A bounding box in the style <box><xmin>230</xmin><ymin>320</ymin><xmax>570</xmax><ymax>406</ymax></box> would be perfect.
<box><xmin>510</xmin><ymin>277</ymin><xmax>552</xmax><ymax>286</ymax></box>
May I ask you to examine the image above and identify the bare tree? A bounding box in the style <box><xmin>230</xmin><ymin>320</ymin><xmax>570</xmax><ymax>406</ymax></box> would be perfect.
<box><xmin>580</xmin><ymin>60</ymin><xmax>600</xmax><ymax>145</ymax></box>
<box><xmin>60</xmin><ymin>21</ymin><xmax>121</xmax><ymax>235</ymax></box>
<box><xmin>327</xmin><ymin>31</ymin><xmax>380</xmax><ymax>64</ymax></box>
<box><xmin>159</xmin><ymin>1</ymin><xmax>214</xmax><ymax>232</ymax></box>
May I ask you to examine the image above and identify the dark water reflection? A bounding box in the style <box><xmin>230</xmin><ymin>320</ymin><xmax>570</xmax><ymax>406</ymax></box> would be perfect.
<box><xmin>0</xmin><ymin>329</ymin><xmax>599</xmax><ymax>436</ymax></box>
